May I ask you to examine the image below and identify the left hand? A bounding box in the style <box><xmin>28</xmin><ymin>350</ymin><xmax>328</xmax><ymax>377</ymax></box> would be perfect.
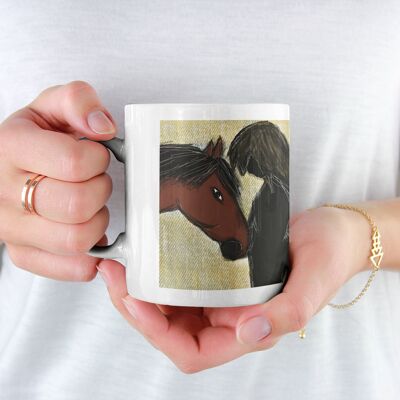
<box><xmin>97</xmin><ymin>205</ymin><xmax>370</xmax><ymax>374</ymax></box>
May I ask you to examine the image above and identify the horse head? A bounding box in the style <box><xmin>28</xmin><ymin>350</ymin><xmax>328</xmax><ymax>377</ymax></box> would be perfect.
<box><xmin>160</xmin><ymin>137</ymin><xmax>249</xmax><ymax>261</ymax></box>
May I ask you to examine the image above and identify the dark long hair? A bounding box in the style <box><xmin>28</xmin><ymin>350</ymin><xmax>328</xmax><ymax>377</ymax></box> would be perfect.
<box><xmin>160</xmin><ymin>143</ymin><xmax>240</xmax><ymax>198</ymax></box>
<box><xmin>228</xmin><ymin>120</ymin><xmax>289</xmax><ymax>229</ymax></box>
<box><xmin>228</xmin><ymin>121</ymin><xmax>289</xmax><ymax>185</ymax></box>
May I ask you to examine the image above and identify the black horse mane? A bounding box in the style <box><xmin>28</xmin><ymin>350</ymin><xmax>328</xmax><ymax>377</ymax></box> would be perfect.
<box><xmin>160</xmin><ymin>143</ymin><xmax>240</xmax><ymax>198</ymax></box>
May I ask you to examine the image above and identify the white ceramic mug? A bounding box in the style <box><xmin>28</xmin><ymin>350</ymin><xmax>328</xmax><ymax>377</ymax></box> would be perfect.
<box><xmin>88</xmin><ymin>104</ymin><xmax>290</xmax><ymax>307</ymax></box>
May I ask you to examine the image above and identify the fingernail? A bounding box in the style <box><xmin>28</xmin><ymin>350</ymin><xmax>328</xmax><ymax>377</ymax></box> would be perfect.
<box><xmin>96</xmin><ymin>265</ymin><xmax>110</xmax><ymax>287</ymax></box>
<box><xmin>236</xmin><ymin>316</ymin><xmax>271</xmax><ymax>344</ymax></box>
<box><xmin>87</xmin><ymin>110</ymin><xmax>115</xmax><ymax>134</ymax></box>
<box><xmin>122</xmin><ymin>297</ymin><xmax>137</xmax><ymax>319</ymax></box>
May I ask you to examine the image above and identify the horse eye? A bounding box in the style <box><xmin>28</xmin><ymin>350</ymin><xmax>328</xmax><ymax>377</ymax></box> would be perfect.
<box><xmin>211</xmin><ymin>187</ymin><xmax>223</xmax><ymax>202</ymax></box>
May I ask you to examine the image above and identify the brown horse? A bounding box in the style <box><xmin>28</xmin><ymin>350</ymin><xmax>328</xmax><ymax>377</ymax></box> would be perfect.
<box><xmin>160</xmin><ymin>137</ymin><xmax>249</xmax><ymax>260</ymax></box>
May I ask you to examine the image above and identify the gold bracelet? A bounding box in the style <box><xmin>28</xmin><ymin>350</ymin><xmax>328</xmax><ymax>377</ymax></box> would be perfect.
<box><xmin>298</xmin><ymin>202</ymin><xmax>384</xmax><ymax>339</ymax></box>
<box><xmin>321</xmin><ymin>203</ymin><xmax>384</xmax><ymax>308</ymax></box>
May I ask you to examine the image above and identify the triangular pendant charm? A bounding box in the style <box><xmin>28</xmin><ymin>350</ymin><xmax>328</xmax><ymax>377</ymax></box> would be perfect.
<box><xmin>370</xmin><ymin>253</ymin><xmax>383</xmax><ymax>268</ymax></box>
<box><xmin>370</xmin><ymin>228</ymin><xmax>383</xmax><ymax>269</ymax></box>
<box><xmin>372</xmin><ymin>229</ymin><xmax>380</xmax><ymax>242</ymax></box>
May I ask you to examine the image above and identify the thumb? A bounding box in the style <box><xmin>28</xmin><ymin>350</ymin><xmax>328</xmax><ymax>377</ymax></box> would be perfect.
<box><xmin>235</xmin><ymin>250</ymin><xmax>335</xmax><ymax>347</ymax></box>
<box><xmin>29</xmin><ymin>80</ymin><xmax>117</xmax><ymax>139</ymax></box>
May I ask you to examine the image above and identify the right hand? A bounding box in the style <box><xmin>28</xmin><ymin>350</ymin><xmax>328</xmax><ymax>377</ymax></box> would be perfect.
<box><xmin>0</xmin><ymin>81</ymin><xmax>116</xmax><ymax>281</ymax></box>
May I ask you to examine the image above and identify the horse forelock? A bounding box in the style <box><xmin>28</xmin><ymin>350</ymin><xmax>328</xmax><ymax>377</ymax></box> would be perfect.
<box><xmin>160</xmin><ymin>143</ymin><xmax>240</xmax><ymax>199</ymax></box>
<box><xmin>215</xmin><ymin>157</ymin><xmax>241</xmax><ymax>199</ymax></box>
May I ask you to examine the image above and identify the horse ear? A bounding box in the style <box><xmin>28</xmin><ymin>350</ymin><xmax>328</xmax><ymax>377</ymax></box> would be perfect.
<box><xmin>212</xmin><ymin>136</ymin><xmax>224</xmax><ymax>158</ymax></box>
<box><xmin>204</xmin><ymin>140</ymin><xmax>214</xmax><ymax>156</ymax></box>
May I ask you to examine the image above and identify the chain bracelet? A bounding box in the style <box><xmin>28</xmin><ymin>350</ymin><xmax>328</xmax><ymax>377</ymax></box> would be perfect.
<box><xmin>298</xmin><ymin>202</ymin><xmax>384</xmax><ymax>339</ymax></box>
<box><xmin>321</xmin><ymin>203</ymin><xmax>384</xmax><ymax>308</ymax></box>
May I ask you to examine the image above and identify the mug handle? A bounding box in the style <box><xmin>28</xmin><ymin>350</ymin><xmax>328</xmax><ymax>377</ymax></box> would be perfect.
<box><xmin>85</xmin><ymin>137</ymin><xmax>127</xmax><ymax>261</ymax></box>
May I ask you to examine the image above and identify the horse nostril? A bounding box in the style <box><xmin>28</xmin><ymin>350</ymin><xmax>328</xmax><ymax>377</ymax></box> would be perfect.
<box><xmin>220</xmin><ymin>240</ymin><xmax>243</xmax><ymax>260</ymax></box>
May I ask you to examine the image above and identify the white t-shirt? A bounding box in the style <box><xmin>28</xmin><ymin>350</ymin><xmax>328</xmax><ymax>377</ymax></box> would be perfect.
<box><xmin>1</xmin><ymin>1</ymin><xmax>400</xmax><ymax>399</ymax></box>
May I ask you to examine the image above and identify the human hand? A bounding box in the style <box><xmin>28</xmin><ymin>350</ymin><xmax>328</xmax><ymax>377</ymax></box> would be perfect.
<box><xmin>0</xmin><ymin>81</ymin><xmax>116</xmax><ymax>281</ymax></box>
<box><xmin>97</xmin><ymin>205</ymin><xmax>371</xmax><ymax>373</ymax></box>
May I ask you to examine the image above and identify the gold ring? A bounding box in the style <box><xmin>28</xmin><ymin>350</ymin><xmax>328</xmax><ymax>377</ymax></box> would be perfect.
<box><xmin>21</xmin><ymin>174</ymin><xmax>41</xmax><ymax>212</ymax></box>
<box><xmin>25</xmin><ymin>174</ymin><xmax>46</xmax><ymax>215</ymax></box>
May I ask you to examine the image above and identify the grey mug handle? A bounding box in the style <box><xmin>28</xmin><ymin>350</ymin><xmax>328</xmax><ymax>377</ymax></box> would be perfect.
<box><xmin>85</xmin><ymin>137</ymin><xmax>127</xmax><ymax>261</ymax></box>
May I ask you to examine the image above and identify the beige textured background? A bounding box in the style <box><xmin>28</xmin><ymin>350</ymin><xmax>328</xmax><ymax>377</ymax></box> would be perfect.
<box><xmin>160</xmin><ymin>120</ymin><xmax>290</xmax><ymax>290</ymax></box>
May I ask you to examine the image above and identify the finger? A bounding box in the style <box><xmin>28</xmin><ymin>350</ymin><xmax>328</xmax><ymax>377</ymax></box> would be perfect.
<box><xmin>0</xmin><ymin>205</ymin><xmax>109</xmax><ymax>255</ymax></box>
<box><xmin>6</xmin><ymin>239</ymin><xmax>105</xmax><ymax>281</ymax></box>
<box><xmin>6</xmin><ymin>171</ymin><xmax>112</xmax><ymax>223</ymax></box>
<box><xmin>28</xmin><ymin>80</ymin><xmax>117</xmax><ymax>139</ymax></box>
<box><xmin>97</xmin><ymin>260</ymin><xmax>277</xmax><ymax>373</ymax></box>
<box><xmin>1</xmin><ymin>117</ymin><xmax>110</xmax><ymax>182</ymax></box>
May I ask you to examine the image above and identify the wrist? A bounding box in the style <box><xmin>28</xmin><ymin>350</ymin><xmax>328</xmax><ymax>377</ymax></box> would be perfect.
<box><xmin>348</xmin><ymin>199</ymin><xmax>399</xmax><ymax>270</ymax></box>
<box><xmin>315</xmin><ymin>204</ymin><xmax>374</xmax><ymax>275</ymax></box>
<box><xmin>345</xmin><ymin>209</ymin><xmax>374</xmax><ymax>274</ymax></box>
<box><xmin>328</xmin><ymin>200</ymin><xmax>390</xmax><ymax>274</ymax></box>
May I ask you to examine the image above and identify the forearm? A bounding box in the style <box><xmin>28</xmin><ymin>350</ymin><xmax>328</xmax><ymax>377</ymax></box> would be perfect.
<box><xmin>346</xmin><ymin>197</ymin><xmax>400</xmax><ymax>271</ymax></box>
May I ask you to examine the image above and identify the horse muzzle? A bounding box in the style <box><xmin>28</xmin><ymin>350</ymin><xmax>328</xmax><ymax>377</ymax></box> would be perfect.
<box><xmin>220</xmin><ymin>239</ymin><xmax>246</xmax><ymax>260</ymax></box>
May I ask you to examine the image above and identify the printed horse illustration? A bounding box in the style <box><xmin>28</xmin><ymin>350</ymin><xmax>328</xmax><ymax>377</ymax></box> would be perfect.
<box><xmin>160</xmin><ymin>137</ymin><xmax>249</xmax><ymax>261</ymax></box>
<box><xmin>228</xmin><ymin>121</ymin><xmax>290</xmax><ymax>286</ymax></box>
